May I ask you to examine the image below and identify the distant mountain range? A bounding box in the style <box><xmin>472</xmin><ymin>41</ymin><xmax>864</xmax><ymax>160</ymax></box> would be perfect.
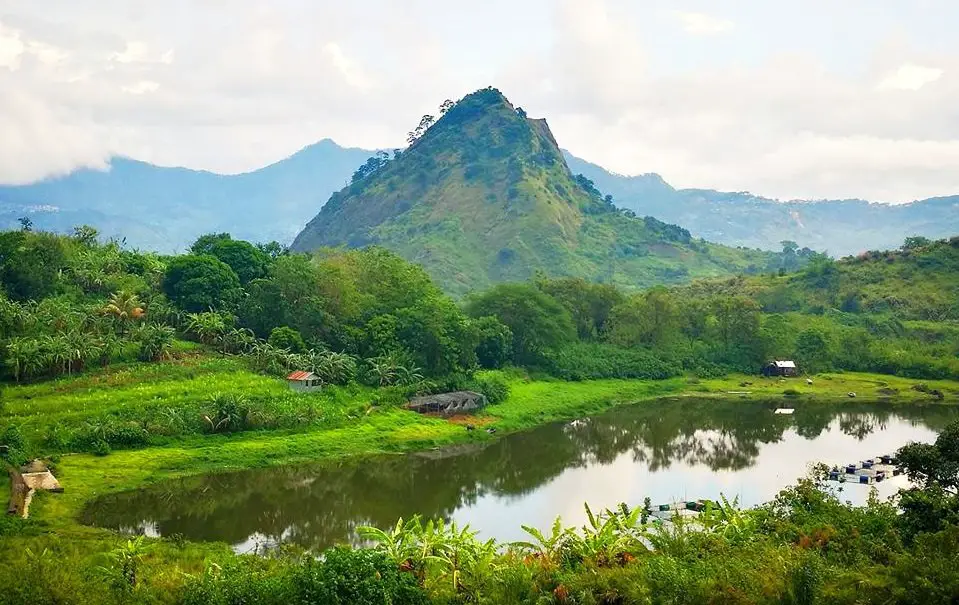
<box><xmin>563</xmin><ymin>154</ymin><xmax>959</xmax><ymax>256</ymax></box>
<box><xmin>1</xmin><ymin>103</ymin><xmax>957</xmax><ymax>257</ymax></box>
<box><xmin>0</xmin><ymin>140</ymin><xmax>372</xmax><ymax>252</ymax></box>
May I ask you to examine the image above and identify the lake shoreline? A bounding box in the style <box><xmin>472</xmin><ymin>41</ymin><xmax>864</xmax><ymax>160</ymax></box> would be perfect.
<box><xmin>23</xmin><ymin>370</ymin><xmax>959</xmax><ymax>543</ymax></box>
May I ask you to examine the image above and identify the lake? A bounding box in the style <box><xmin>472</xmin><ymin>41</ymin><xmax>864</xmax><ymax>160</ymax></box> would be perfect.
<box><xmin>80</xmin><ymin>399</ymin><xmax>959</xmax><ymax>553</ymax></box>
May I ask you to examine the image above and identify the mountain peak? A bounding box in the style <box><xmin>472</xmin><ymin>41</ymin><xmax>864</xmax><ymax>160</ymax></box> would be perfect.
<box><xmin>290</xmin><ymin>88</ymin><xmax>776</xmax><ymax>294</ymax></box>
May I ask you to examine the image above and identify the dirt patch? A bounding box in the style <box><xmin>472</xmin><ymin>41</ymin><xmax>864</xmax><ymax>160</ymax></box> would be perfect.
<box><xmin>445</xmin><ymin>415</ymin><xmax>496</xmax><ymax>427</ymax></box>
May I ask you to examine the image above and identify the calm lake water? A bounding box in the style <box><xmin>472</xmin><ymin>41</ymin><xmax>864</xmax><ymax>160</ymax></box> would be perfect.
<box><xmin>80</xmin><ymin>400</ymin><xmax>959</xmax><ymax>553</ymax></box>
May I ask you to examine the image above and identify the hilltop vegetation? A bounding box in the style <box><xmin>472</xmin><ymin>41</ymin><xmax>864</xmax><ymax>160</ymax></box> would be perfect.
<box><xmin>292</xmin><ymin>88</ymin><xmax>791</xmax><ymax>295</ymax></box>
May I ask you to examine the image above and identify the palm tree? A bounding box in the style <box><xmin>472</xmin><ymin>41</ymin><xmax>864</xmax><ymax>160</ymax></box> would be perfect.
<box><xmin>185</xmin><ymin>312</ymin><xmax>227</xmax><ymax>346</ymax></box>
<box><xmin>102</xmin><ymin>291</ymin><xmax>145</xmax><ymax>333</ymax></box>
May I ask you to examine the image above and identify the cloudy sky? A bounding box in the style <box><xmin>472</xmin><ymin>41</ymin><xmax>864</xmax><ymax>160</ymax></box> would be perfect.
<box><xmin>1</xmin><ymin>0</ymin><xmax>957</xmax><ymax>202</ymax></box>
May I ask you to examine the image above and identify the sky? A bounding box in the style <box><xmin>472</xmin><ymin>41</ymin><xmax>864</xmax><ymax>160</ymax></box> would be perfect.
<box><xmin>1</xmin><ymin>0</ymin><xmax>958</xmax><ymax>203</ymax></box>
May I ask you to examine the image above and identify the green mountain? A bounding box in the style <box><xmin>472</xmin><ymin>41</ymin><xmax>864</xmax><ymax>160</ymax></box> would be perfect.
<box><xmin>291</xmin><ymin>88</ymin><xmax>781</xmax><ymax>295</ymax></box>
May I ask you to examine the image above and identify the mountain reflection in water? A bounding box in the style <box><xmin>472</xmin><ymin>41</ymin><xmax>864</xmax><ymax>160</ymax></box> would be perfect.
<box><xmin>81</xmin><ymin>400</ymin><xmax>959</xmax><ymax>552</ymax></box>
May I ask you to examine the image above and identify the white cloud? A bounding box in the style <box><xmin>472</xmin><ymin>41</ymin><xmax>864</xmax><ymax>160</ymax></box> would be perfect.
<box><xmin>121</xmin><ymin>80</ymin><xmax>159</xmax><ymax>95</ymax></box>
<box><xmin>877</xmin><ymin>63</ymin><xmax>943</xmax><ymax>91</ymax></box>
<box><xmin>672</xmin><ymin>11</ymin><xmax>735</xmax><ymax>35</ymax></box>
<box><xmin>110</xmin><ymin>40</ymin><xmax>149</xmax><ymax>63</ymax></box>
<box><xmin>0</xmin><ymin>22</ymin><xmax>25</xmax><ymax>70</ymax></box>
<box><xmin>2</xmin><ymin>0</ymin><xmax>959</xmax><ymax>205</ymax></box>
<box><xmin>323</xmin><ymin>42</ymin><xmax>373</xmax><ymax>90</ymax></box>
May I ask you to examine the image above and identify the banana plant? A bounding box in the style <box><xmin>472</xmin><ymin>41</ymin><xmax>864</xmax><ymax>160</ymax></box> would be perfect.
<box><xmin>511</xmin><ymin>516</ymin><xmax>574</xmax><ymax>573</ymax></box>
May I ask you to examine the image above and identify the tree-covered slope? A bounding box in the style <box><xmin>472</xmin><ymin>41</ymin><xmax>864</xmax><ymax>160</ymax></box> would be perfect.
<box><xmin>291</xmin><ymin>88</ymin><xmax>781</xmax><ymax>295</ymax></box>
<box><xmin>678</xmin><ymin>236</ymin><xmax>959</xmax><ymax>322</ymax></box>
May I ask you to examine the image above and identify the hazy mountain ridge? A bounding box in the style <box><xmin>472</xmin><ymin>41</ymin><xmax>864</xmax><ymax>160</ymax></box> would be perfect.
<box><xmin>0</xmin><ymin>139</ymin><xmax>372</xmax><ymax>251</ymax></box>
<box><xmin>563</xmin><ymin>153</ymin><xmax>959</xmax><ymax>256</ymax></box>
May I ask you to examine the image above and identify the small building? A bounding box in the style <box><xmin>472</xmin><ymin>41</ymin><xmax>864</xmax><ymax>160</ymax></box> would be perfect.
<box><xmin>762</xmin><ymin>360</ymin><xmax>798</xmax><ymax>377</ymax></box>
<box><xmin>286</xmin><ymin>370</ymin><xmax>323</xmax><ymax>392</ymax></box>
<box><xmin>407</xmin><ymin>391</ymin><xmax>488</xmax><ymax>417</ymax></box>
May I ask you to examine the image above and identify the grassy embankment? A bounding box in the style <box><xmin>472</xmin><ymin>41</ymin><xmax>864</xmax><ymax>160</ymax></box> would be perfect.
<box><xmin>3</xmin><ymin>356</ymin><xmax>955</xmax><ymax>538</ymax></box>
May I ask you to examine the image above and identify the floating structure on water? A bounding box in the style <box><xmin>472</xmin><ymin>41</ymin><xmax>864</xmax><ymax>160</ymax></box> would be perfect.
<box><xmin>826</xmin><ymin>454</ymin><xmax>903</xmax><ymax>485</ymax></box>
<box><xmin>647</xmin><ymin>499</ymin><xmax>715</xmax><ymax>521</ymax></box>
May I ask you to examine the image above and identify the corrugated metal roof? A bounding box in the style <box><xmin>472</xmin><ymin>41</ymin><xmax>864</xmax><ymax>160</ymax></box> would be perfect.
<box><xmin>286</xmin><ymin>370</ymin><xmax>316</xmax><ymax>381</ymax></box>
<box><xmin>774</xmin><ymin>361</ymin><xmax>796</xmax><ymax>368</ymax></box>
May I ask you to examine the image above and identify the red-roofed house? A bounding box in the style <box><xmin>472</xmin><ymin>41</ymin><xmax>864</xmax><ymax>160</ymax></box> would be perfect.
<box><xmin>286</xmin><ymin>370</ymin><xmax>323</xmax><ymax>392</ymax></box>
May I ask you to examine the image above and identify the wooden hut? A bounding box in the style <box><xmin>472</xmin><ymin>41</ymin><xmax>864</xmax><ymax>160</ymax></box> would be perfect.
<box><xmin>762</xmin><ymin>360</ymin><xmax>798</xmax><ymax>377</ymax></box>
<box><xmin>407</xmin><ymin>391</ymin><xmax>488</xmax><ymax>416</ymax></box>
<box><xmin>286</xmin><ymin>370</ymin><xmax>323</xmax><ymax>392</ymax></box>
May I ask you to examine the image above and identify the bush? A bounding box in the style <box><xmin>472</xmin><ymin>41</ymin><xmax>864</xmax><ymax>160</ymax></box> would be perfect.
<box><xmin>104</xmin><ymin>423</ymin><xmax>150</xmax><ymax>449</ymax></box>
<box><xmin>473</xmin><ymin>372</ymin><xmax>511</xmax><ymax>404</ymax></box>
<box><xmin>542</xmin><ymin>343</ymin><xmax>681</xmax><ymax>381</ymax></box>
<box><xmin>268</xmin><ymin>326</ymin><xmax>307</xmax><ymax>353</ymax></box>
<box><xmin>92</xmin><ymin>439</ymin><xmax>111</xmax><ymax>456</ymax></box>
<box><xmin>292</xmin><ymin>548</ymin><xmax>429</xmax><ymax>605</ymax></box>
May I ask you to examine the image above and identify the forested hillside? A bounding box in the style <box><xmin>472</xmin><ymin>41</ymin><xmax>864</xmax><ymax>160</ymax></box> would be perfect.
<box><xmin>292</xmin><ymin>88</ymin><xmax>788</xmax><ymax>295</ymax></box>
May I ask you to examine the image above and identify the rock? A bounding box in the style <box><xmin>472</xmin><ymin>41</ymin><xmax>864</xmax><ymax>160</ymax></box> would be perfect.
<box><xmin>806</xmin><ymin>379</ymin><xmax>813</xmax><ymax>385</ymax></box>
<box><xmin>465</xmin><ymin>424</ymin><xmax>475</xmax><ymax>431</ymax></box>
<box><xmin>485</xmin><ymin>427</ymin><xmax>497</xmax><ymax>434</ymax></box>
<box><xmin>19</xmin><ymin>460</ymin><xmax>48</xmax><ymax>474</ymax></box>
<box><xmin>848</xmin><ymin>392</ymin><xmax>857</xmax><ymax>398</ymax></box>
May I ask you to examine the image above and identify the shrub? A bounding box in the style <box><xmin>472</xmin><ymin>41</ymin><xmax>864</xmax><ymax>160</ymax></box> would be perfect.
<box><xmin>104</xmin><ymin>423</ymin><xmax>150</xmax><ymax>449</ymax></box>
<box><xmin>268</xmin><ymin>326</ymin><xmax>307</xmax><ymax>354</ymax></box>
<box><xmin>292</xmin><ymin>548</ymin><xmax>429</xmax><ymax>605</ymax></box>
<box><xmin>92</xmin><ymin>439</ymin><xmax>111</xmax><ymax>456</ymax></box>
<box><xmin>473</xmin><ymin>372</ymin><xmax>511</xmax><ymax>404</ymax></box>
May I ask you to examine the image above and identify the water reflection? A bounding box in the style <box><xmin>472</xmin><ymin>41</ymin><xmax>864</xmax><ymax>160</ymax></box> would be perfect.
<box><xmin>81</xmin><ymin>400</ymin><xmax>959</xmax><ymax>552</ymax></box>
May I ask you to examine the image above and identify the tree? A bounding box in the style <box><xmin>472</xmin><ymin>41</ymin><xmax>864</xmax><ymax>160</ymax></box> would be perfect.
<box><xmin>897</xmin><ymin>421</ymin><xmax>959</xmax><ymax>539</ymax></box>
<box><xmin>439</xmin><ymin>99</ymin><xmax>454</xmax><ymax>114</ymax></box>
<box><xmin>0</xmin><ymin>231</ymin><xmax>67</xmax><ymax>301</ymax></box>
<box><xmin>710</xmin><ymin>295</ymin><xmax>763</xmax><ymax>368</ymax></box>
<box><xmin>17</xmin><ymin>217</ymin><xmax>32</xmax><ymax>232</ymax></box>
<box><xmin>268</xmin><ymin>326</ymin><xmax>307</xmax><ymax>353</ymax></box>
<box><xmin>465</xmin><ymin>284</ymin><xmax>575</xmax><ymax>366</ymax></box>
<box><xmin>102</xmin><ymin>291</ymin><xmax>145</xmax><ymax>332</ymax></box>
<box><xmin>190</xmin><ymin>233</ymin><xmax>233</xmax><ymax>256</ymax></box>
<box><xmin>162</xmin><ymin>255</ymin><xmax>241</xmax><ymax>312</ymax></box>
<box><xmin>606</xmin><ymin>288</ymin><xmax>679</xmax><ymax>349</ymax></box>
<box><xmin>536</xmin><ymin>277</ymin><xmax>623</xmax><ymax>340</ymax></box>
<box><xmin>190</xmin><ymin>234</ymin><xmax>269</xmax><ymax>284</ymax></box>
<box><xmin>794</xmin><ymin>328</ymin><xmax>831</xmax><ymax>374</ymax></box>
<box><xmin>72</xmin><ymin>225</ymin><xmax>99</xmax><ymax>245</ymax></box>
<box><xmin>903</xmin><ymin>236</ymin><xmax>932</xmax><ymax>251</ymax></box>
<box><xmin>473</xmin><ymin>316</ymin><xmax>513</xmax><ymax>369</ymax></box>
<box><xmin>899</xmin><ymin>421</ymin><xmax>959</xmax><ymax>493</ymax></box>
